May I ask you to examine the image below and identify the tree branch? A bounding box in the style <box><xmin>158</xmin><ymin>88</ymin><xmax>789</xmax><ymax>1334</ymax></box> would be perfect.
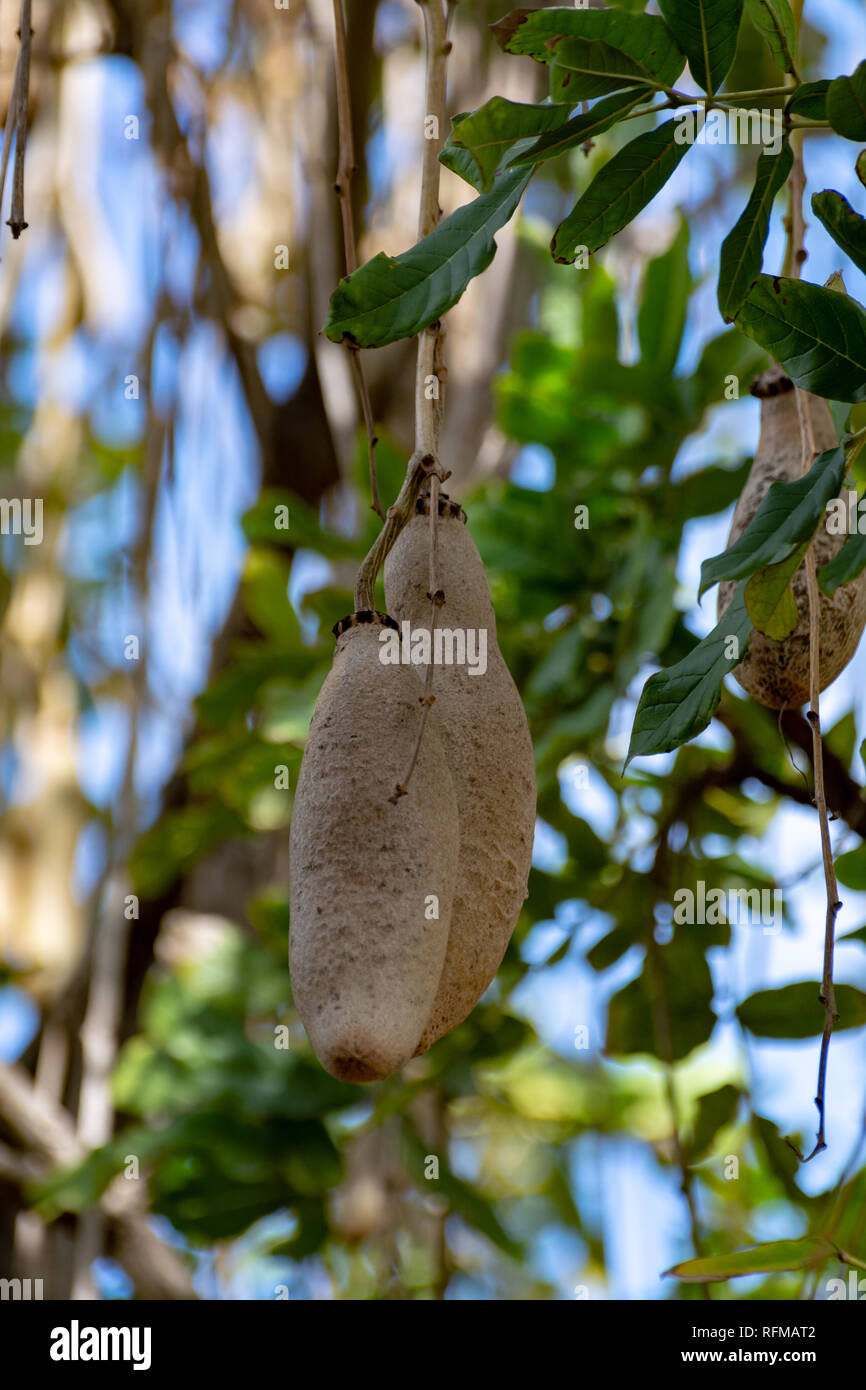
<box><xmin>332</xmin><ymin>0</ymin><xmax>383</xmax><ymax>519</ymax></box>
<box><xmin>0</xmin><ymin>1062</ymin><xmax>197</xmax><ymax>1299</ymax></box>
<box><xmin>6</xmin><ymin>0</ymin><xmax>32</xmax><ymax>239</ymax></box>
<box><xmin>110</xmin><ymin>0</ymin><xmax>340</xmax><ymax>503</ymax></box>
<box><xmin>353</xmin><ymin>0</ymin><xmax>451</xmax><ymax>613</ymax></box>
<box><xmin>789</xmin><ymin>118</ymin><xmax>840</xmax><ymax>1161</ymax></box>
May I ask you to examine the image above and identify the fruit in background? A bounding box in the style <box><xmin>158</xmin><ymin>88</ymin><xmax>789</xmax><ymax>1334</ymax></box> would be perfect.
<box><xmin>718</xmin><ymin>368</ymin><xmax>866</xmax><ymax>709</ymax></box>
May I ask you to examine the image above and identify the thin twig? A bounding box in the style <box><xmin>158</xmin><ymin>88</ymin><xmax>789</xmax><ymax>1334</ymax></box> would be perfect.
<box><xmin>776</xmin><ymin>698</ymin><xmax>814</xmax><ymax>800</ymax></box>
<box><xmin>387</xmin><ymin>0</ymin><xmax>450</xmax><ymax>799</ymax></box>
<box><xmin>617</xmin><ymin>91</ymin><xmax>807</xmax><ymax>128</ymax></box>
<box><xmin>417</xmin><ymin>3</ymin><xmax>448</xmax><ymax>241</ymax></box>
<box><xmin>349</xmin><ymin>349</ymin><xmax>382</xmax><ymax>516</ymax></box>
<box><xmin>353</xmin><ymin>451</ymin><xmax>438</xmax><ymax>611</ymax></box>
<box><xmin>723</xmin><ymin>84</ymin><xmax>801</xmax><ymax>102</ymax></box>
<box><xmin>331</xmin><ymin>0</ymin><xmax>383</xmax><ymax>519</ymax></box>
<box><xmin>332</xmin><ymin>0</ymin><xmax>357</xmax><ymax>275</ymax></box>
<box><xmin>788</xmin><ymin>130</ymin><xmax>808</xmax><ymax>279</ymax></box>
<box><xmin>7</xmin><ymin>0</ymin><xmax>32</xmax><ymax>238</ymax></box>
<box><xmin>0</xmin><ymin>58</ymin><xmax>21</xmax><ymax>228</ymax></box>
<box><xmin>414</xmin><ymin>0</ymin><xmax>448</xmax><ymax>461</ymax></box>
<box><xmin>784</xmin><ymin>111</ymin><xmax>841</xmax><ymax>1162</ymax></box>
<box><xmin>617</xmin><ymin>95</ymin><xmax>693</xmax><ymax>124</ymax></box>
<box><xmin>718</xmin><ymin>697</ymin><xmax>866</xmax><ymax>839</ymax></box>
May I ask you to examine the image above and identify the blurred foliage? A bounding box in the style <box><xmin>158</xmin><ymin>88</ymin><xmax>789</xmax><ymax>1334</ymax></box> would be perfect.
<box><xmin>4</xmin><ymin>1</ymin><xmax>865</xmax><ymax>1300</ymax></box>
<box><xmin>26</xmin><ymin>221</ymin><xmax>865</xmax><ymax>1301</ymax></box>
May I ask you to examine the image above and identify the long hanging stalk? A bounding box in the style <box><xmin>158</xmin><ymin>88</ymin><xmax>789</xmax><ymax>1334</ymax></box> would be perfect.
<box><xmin>353</xmin><ymin>0</ymin><xmax>452</xmax><ymax>615</ymax></box>
<box><xmin>6</xmin><ymin>0</ymin><xmax>32</xmax><ymax>239</ymax></box>
<box><xmin>331</xmin><ymin>0</ymin><xmax>383</xmax><ymax>519</ymax></box>
<box><xmin>784</xmin><ymin>0</ymin><xmax>841</xmax><ymax>1162</ymax></box>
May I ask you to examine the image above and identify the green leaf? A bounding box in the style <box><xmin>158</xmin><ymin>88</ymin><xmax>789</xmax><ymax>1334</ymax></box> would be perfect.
<box><xmin>812</xmin><ymin>190</ymin><xmax>866</xmax><ymax>278</ymax></box>
<box><xmin>834</xmin><ymin>844</ymin><xmax>866</xmax><ymax>890</ymax></box>
<box><xmin>131</xmin><ymin>803</ymin><xmax>247</xmax><ymax>898</ymax></box>
<box><xmin>665</xmin><ymin>1238</ymin><xmax>835</xmax><ymax>1283</ymax></box>
<box><xmin>737</xmin><ymin>981</ymin><xmax>866</xmax><ymax>1037</ymax></box>
<box><xmin>269</xmin><ymin>1199</ymin><xmax>329</xmax><ymax>1261</ymax></box>
<box><xmin>606</xmin><ymin>941</ymin><xmax>717</xmax><ymax>1062</ymax></box>
<box><xmin>667</xmin><ymin>458</ymin><xmax>753</xmax><ymax>520</ymax></box>
<box><xmin>323</xmin><ymin>168</ymin><xmax>531</xmax><ymax>347</ymax></box>
<box><xmin>442</xmin><ymin>98</ymin><xmax>570</xmax><ymax>193</ymax></box>
<box><xmin>586</xmin><ymin>918</ymin><xmax>645</xmax><ymax>973</ymax></box>
<box><xmin>828</xmin><ymin>62</ymin><xmax>866</xmax><ymax>142</ymax></box>
<box><xmin>639</xmin><ymin>215</ymin><xmax>691</xmax><ymax>373</ymax></box>
<box><xmin>743</xmin><ymin>0</ymin><xmax>797</xmax><ymax>75</ymax></box>
<box><xmin>509</xmin><ymin>88</ymin><xmax>646</xmax><ymax>169</ymax></box>
<box><xmin>718</xmin><ymin>143</ymin><xmax>793</xmax><ymax>322</ymax></box>
<box><xmin>551</xmin><ymin>118</ymin><xmax>692</xmax><ymax>262</ymax></box>
<box><xmin>734</xmin><ymin>275</ymin><xmax>866</xmax><ymax>404</ymax></box>
<box><xmin>402</xmin><ymin>1129</ymin><xmax>522</xmax><ymax>1260</ymax></box>
<box><xmin>549</xmin><ymin>36</ymin><xmax>680</xmax><ymax>103</ymax></box>
<box><xmin>751</xmin><ymin>1114</ymin><xmax>805</xmax><ymax>1205</ymax></box>
<box><xmin>625</xmin><ymin>583</ymin><xmax>752</xmax><ymax>765</ymax></box>
<box><xmin>34</xmin><ymin>1129</ymin><xmax>160</xmax><ymax>1217</ymax></box>
<box><xmin>690</xmin><ymin>1084</ymin><xmax>741</xmax><ymax>1158</ymax></box>
<box><xmin>858</xmin><ymin>151</ymin><xmax>866</xmax><ymax>190</ymax></box>
<box><xmin>819</xmin><ymin>524</ymin><xmax>866</xmax><ymax>597</ymax></box>
<box><xmin>242</xmin><ymin>489</ymin><xmax>363</xmax><ymax>559</ymax></box>
<box><xmin>438</xmin><ymin>112</ymin><xmax>486</xmax><ymax>191</ymax></box>
<box><xmin>492</xmin><ymin>7</ymin><xmax>685</xmax><ymax>94</ymax></box>
<box><xmin>699</xmin><ymin>446</ymin><xmax>846</xmax><ymax>597</ymax></box>
<box><xmin>825</xmin><ymin>708</ymin><xmax>859</xmax><ymax>765</ymax></box>
<box><xmin>242</xmin><ymin>548</ymin><xmax>296</xmax><ymax>643</ymax></box>
<box><xmin>785</xmin><ymin>80</ymin><xmax>829</xmax><ymax>121</ymax></box>
<box><xmin>744</xmin><ymin>539</ymin><xmax>808</xmax><ymax>637</ymax></box>
<box><xmin>657</xmin><ymin>0</ymin><xmax>744</xmax><ymax>94</ymax></box>
<box><xmin>688</xmin><ymin>327</ymin><xmax>770</xmax><ymax>411</ymax></box>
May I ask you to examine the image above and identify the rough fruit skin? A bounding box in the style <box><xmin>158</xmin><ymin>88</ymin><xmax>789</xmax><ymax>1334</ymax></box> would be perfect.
<box><xmin>384</xmin><ymin>500</ymin><xmax>536</xmax><ymax>1052</ymax></box>
<box><xmin>289</xmin><ymin>617</ymin><xmax>458</xmax><ymax>1083</ymax></box>
<box><xmin>718</xmin><ymin>369</ymin><xmax>866</xmax><ymax>709</ymax></box>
